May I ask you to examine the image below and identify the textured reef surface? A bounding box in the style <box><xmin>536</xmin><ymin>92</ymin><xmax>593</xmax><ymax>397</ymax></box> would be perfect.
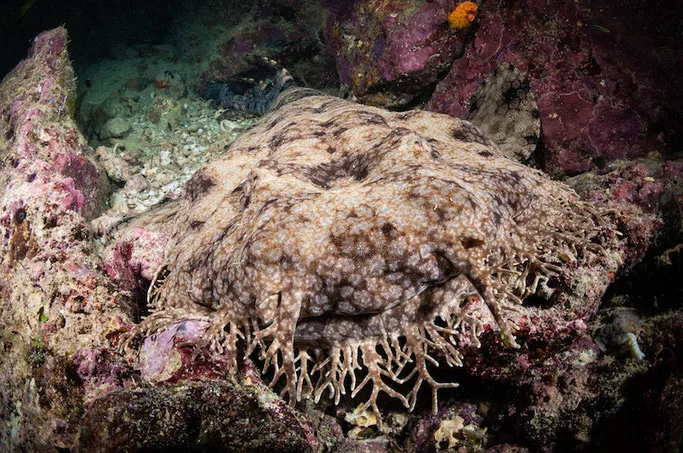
<box><xmin>0</xmin><ymin>1</ymin><xmax>681</xmax><ymax>448</ymax></box>
<box><xmin>324</xmin><ymin>0</ymin><xmax>473</xmax><ymax>109</ymax></box>
<box><xmin>425</xmin><ymin>0</ymin><xmax>681</xmax><ymax>175</ymax></box>
<box><xmin>0</xmin><ymin>27</ymin><xmax>316</xmax><ymax>453</ymax></box>
<box><xmin>326</xmin><ymin>0</ymin><xmax>681</xmax><ymax>175</ymax></box>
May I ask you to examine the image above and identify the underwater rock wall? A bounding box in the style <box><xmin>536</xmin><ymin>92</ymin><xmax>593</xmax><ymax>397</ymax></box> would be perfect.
<box><xmin>325</xmin><ymin>0</ymin><xmax>681</xmax><ymax>175</ymax></box>
<box><xmin>0</xmin><ymin>26</ymin><xmax>130</xmax><ymax>450</ymax></box>
<box><xmin>429</xmin><ymin>0</ymin><xmax>681</xmax><ymax>175</ymax></box>
<box><xmin>324</xmin><ymin>0</ymin><xmax>472</xmax><ymax>109</ymax></box>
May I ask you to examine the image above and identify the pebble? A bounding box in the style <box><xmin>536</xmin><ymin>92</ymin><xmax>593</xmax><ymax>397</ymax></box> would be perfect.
<box><xmin>100</xmin><ymin>117</ymin><xmax>131</xmax><ymax>140</ymax></box>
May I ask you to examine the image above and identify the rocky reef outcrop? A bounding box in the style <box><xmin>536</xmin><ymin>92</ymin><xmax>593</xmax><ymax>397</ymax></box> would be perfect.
<box><xmin>0</xmin><ymin>28</ymin><xmax>317</xmax><ymax>452</ymax></box>
<box><xmin>325</xmin><ymin>0</ymin><xmax>681</xmax><ymax>176</ymax></box>
<box><xmin>0</xmin><ymin>15</ymin><xmax>681</xmax><ymax>452</ymax></box>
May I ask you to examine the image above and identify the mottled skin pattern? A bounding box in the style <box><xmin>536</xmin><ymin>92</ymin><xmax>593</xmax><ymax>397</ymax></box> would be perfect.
<box><xmin>138</xmin><ymin>88</ymin><xmax>613</xmax><ymax>425</ymax></box>
<box><xmin>206</xmin><ymin>57</ymin><xmax>296</xmax><ymax>116</ymax></box>
<box><xmin>466</xmin><ymin>62</ymin><xmax>540</xmax><ymax>163</ymax></box>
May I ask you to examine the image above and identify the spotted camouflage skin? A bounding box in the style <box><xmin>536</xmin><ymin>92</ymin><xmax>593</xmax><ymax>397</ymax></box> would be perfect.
<box><xmin>206</xmin><ymin>56</ymin><xmax>295</xmax><ymax>115</ymax></box>
<box><xmin>137</xmin><ymin>88</ymin><xmax>616</xmax><ymax>425</ymax></box>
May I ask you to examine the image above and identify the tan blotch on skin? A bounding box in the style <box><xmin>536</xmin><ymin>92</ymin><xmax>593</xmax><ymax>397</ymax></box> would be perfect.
<box><xmin>136</xmin><ymin>88</ymin><xmax>614</xmax><ymax>425</ymax></box>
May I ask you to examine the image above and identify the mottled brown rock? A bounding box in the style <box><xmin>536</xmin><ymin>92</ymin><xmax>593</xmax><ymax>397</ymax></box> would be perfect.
<box><xmin>78</xmin><ymin>382</ymin><xmax>313</xmax><ymax>453</ymax></box>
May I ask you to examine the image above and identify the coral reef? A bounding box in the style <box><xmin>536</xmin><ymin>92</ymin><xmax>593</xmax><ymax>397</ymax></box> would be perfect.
<box><xmin>324</xmin><ymin>0</ymin><xmax>680</xmax><ymax>174</ymax></box>
<box><xmin>0</xmin><ymin>27</ymin><xmax>323</xmax><ymax>453</ymax></box>
<box><xmin>426</xmin><ymin>0</ymin><xmax>681</xmax><ymax>175</ymax></box>
<box><xmin>78</xmin><ymin>382</ymin><xmax>315</xmax><ymax>452</ymax></box>
<box><xmin>415</xmin><ymin>402</ymin><xmax>487</xmax><ymax>451</ymax></box>
<box><xmin>0</xmin><ymin>27</ymin><xmax>130</xmax><ymax>450</ymax></box>
<box><xmin>1</xmin><ymin>7</ymin><xmax>680</xmax><ymax>449</ymax></box>
<box><xmin>324</xmin><ymin>0</ymin><xmax>474</xmax><ymax>108</ymax></box>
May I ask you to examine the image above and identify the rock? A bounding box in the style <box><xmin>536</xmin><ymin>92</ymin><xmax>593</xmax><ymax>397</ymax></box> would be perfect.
<box><xmin>201</xmin><ymin>0</ymin><xmax>335</xmax><ymax>93</ymax></box>
<box><xmin>0</xmin><ymin>26</ymin><xmax>127</xmax><ymax>451</ymax></box>
<box><xmin>102</xmin><ymin>224</ymin><xmax>169</xmax><ymax>296</ymax></box>
<box><xmin>99</xmin><ymin>116</ymin><xmax>131</xmax><ymax>140</ymax></box>
<box><xmin>324</xmin><ymin>0</ymin><xmax>472</xmax><ymax>108</ymax></box>
<box><xmin>425</xmin><ymin>0</ymin><xmax>681</xmax><ymax>175</ymax></box>
<box><xmin>77</xmin><ymin>382</ymin><xmax>315</xmax><ymax>453</ymax></box>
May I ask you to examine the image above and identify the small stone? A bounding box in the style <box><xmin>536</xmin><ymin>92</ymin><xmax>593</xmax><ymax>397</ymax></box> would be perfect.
<box><xmin>123</xmin><ymin>174</ymin><xmax>150</xmax><ymax>195</ymax></box>
<box><xmin>159</xmin><ymin>150</ymin><xmax>172</xmax><ymax>166</ymax></box>
<box><xmin>100</xmin><ymin>117</ymin><xmax>131</xmax><ymax>140</ymax></box>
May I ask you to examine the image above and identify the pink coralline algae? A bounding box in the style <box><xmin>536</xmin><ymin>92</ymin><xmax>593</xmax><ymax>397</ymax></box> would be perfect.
<box><xmin>72</xmin><ymin>348</ymin><xmax>129</xmax><ymax>395</ymax></box>
<box><xmin>324</xmin><ymin>0</ymin><xmax>680</xmax><ymax>173</ymax></box>
<box><xmin>426</xmin><ymin>0</ymin><xmax>680</xmax><ymax>174</ymax></box>
<box><xmin>0</xmin><ymin>27</ymin><xmax>134</xmax><ymax>450</ymax></box>
<box><xmin>324</xmin><ymin>0</ymin><xmax>472</xmax><ymax>108</ymax></box>
<box><xmin>103</xmin><ymin>227</ymin><xmax>170</xmax><ymax>293</ymax></box>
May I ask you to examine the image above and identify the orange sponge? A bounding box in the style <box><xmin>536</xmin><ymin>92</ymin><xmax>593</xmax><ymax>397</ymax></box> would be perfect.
<box><xmin>448</xmin><ymin>1</ymin><xmax>479</xmax><ymax>29</ymax></box>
